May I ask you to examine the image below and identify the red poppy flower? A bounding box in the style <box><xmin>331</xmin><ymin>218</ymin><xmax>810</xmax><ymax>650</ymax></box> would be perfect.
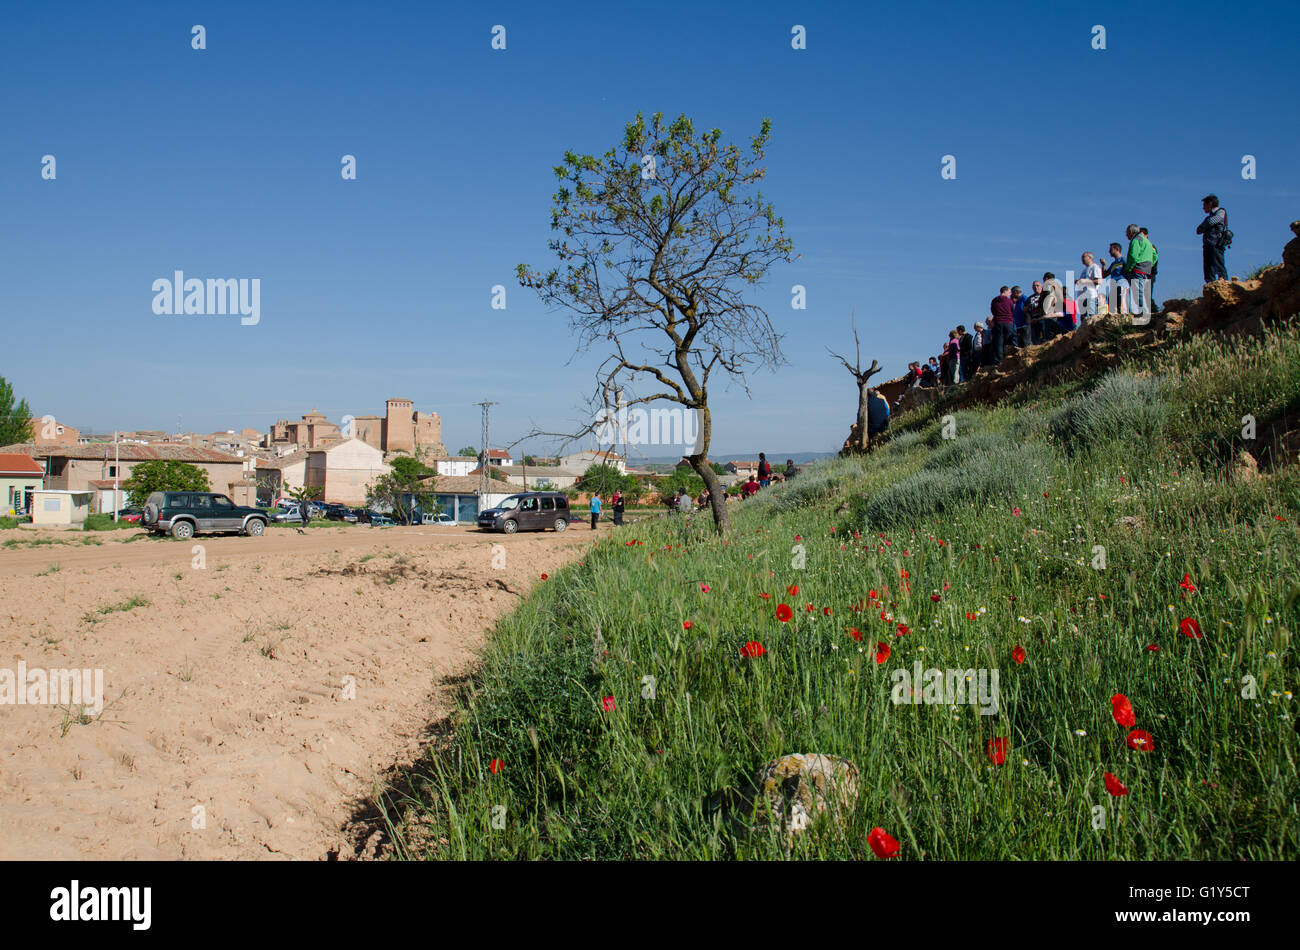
<box><xmin>786</xmin><ymin>585</ymin><xmax>799</xmax><ymax>596</ymax></box>
<box><xmin>1179</xmin><ymin>617</ymin><xmax>1203</xmax><ymax>639</ymax></box>
<box><xmin>739</xmin><ymin>640</ymin><xmax>766</xmax><ymax>658</ymax></box>
<box><xmin>823</xmin><ymin>607</ymin><xmax>832</xmax><ymax>616</ymax></box>
<box><xmin>845</xmin><ymin>626</ymin><xmax>863</xmax><ymax>642</ymax></box>
<box><xmin>1126</xmin><ymin>729</ymin><xmax>1154</xmax><ymax>752</ymax></box>
<box><xmin>875</xmin><ymin>641</ymin><xmax>891</xmax><ymax>663</ymax></box>
<box><xmin>1179</xmin><ymin>573</ymin><xmax>1197</xmax><ymax>593</ymax></box>
<box><xmin>794</xmin><ymin>534</ymin><xmax>802</xmax><ymax>541</ymax></box>
<box><xmin>775</xmin><ymin>603</ymin><xmax>794</xmax><ymax>623</ymax></box>
<box><xmin>896</xmin><ymin>623</ymin><xmax>910</xmax><ymax>636</ymax></box>
<box><xmin>601</xmin><ymin>696</ymin><xmax>617</xmax><ymax>712</ymax></box>
<box><xmin>900</xmin><ymin>569</ymin><xmax>909</xmax><ymax>579</ymax></box>
<box><xmin>1111</xmin><ymin>693</ymin><xmax>1136</xmax><ymax>727</ymax></box>
<box><xmin>682</xmin><ymin>621</ymin><xmax>693</xmax><ymax>630</ymax></box>
<box><xmin>700</xmin><ymin>583</ymin><xmax>711</xmax><ymax>593</ymax></box>
<box><xmin>1146</xmin><ymin>644</ymin><xmax>1160</xmax><ymax>653</ymax></box>
<box><xmin>540</xmin><ymin>573</ymin><xmax>548</xmax><ymax>580</ymax></box>
<box><xmin>965</xmin><ymin>612</ymin><xmax>978</xmax><ymax>621</ymax></box>
<box><xmin>1012</xmin><ymin>507</ymin><xmax>1022</xmax><ymax>517</ymax></box>
<box><xmin>867</xmin><ymin>826</ymin><xmax>900</xmax><ymax>859</ymax></box>
<box><xmin>759</xmin><ymin>592</ymin><xmax>771</xmax><ymax>600</ymax></box>
<box><xmin>1274</xmin><ymin>515</ymin><xmax>1286</xmax><ymax>522</ymax></box>
<box><xmin>931</xmin><ymin>593</ymin><xmax>942</xmax><ymax>602</ymax></box>
<box><xmin>489</xmin><ymin>758</ymin><xmax>504</xmax><ymax>774</ymax></box>
<box><xmin>805</xmin><ymin>603</ymin><xmax>815</xmax><ymax>612</ymax></box>
<box><xmin>1012</xmin><ymin>645</ymin><xmax>1026</xmax><ymax>664</ymax></box>
<box><xmin>868</xmin><ymin>589</ymin><xmax>879</xmax><ymax>600</ymax></box>
<box><xmin>987</xmin><ymin>737</ymin><xmax>1007</xmax><ymax>765</ymax></box>
<box><xmin>1119</xmin><ymin>476</ymin><xmax>1126</xmax><ymax>484</ymax></box>
<box><xmin>1104</xmin><ymin>772</ymin><xmax>1130</xmax><ymax>796</ymax></box>
<box><xmin>1043</xmin><ymin>492</ymin><xmax>1049</xmax><ymax>498</ymax></box>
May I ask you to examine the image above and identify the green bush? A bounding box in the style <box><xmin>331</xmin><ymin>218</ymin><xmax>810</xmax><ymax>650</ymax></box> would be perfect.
<box><xmin>1048</xmin><ymin>373</ymin><xmax>1168</xmax><ymax>456</ymax></box>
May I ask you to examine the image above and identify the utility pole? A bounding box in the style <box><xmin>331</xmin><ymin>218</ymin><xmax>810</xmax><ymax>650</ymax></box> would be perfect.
<box><xmin>475</xmin><ymin>400</ymin><xmax>499</xmax><ymax>500</ymax></box>
<box><xmin>113</xmin><ymin>431</ymin><xmax>120</xmax><ymax>522</ymax></box>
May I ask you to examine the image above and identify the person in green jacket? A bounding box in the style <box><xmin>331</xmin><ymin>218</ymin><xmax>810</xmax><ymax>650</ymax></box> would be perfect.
<box><xmin>1124</xmin><ymin>224</ymin><xmax>1156</xmax><ymax>316</ymax></box>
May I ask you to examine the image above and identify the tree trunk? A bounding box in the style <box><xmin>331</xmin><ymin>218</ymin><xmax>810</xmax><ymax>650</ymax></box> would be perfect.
<box><xmin>855</xmin><ymin>381</ymin><xmax>871</xmax><ymax>450</ymax></box>
<box><xmin>686</xmin><ymin>404</ymin><xmax>729</xmax><ymax>535</ymax></box>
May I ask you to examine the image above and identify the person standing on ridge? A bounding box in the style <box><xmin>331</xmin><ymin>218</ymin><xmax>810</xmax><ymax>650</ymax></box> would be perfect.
<box><xmin>990</xmin><ymin>286</ymin><xmax>1015</xmax><ymax>365</ymax></box>
<box><xmin>589</xmin><ymin>492</ymin><xmax>602</xmax><ymax>530</ymax></box>
<box><xmin>1196</xmin><ymin>195</ymin><xmax>1229</xmax><ymax>283</ymax></box>
<box><xmin>611</xmin><ymin>489</ymin><xmax>624</xmax><ymax>527</ymax></box>
<box><xmin>757</xmin><ymin>453</ymin><xmax>772</xmax><ymax>488</ymax></box>
<box><xmin>1124</xmin><ymin>224</ymin><xmax>1156</xmax><ymax>316</ymax></box>
<box><xmin>1139</xmin><ymin>228</ymin><xmax>1159</xmax><ymax>310</ymax></box>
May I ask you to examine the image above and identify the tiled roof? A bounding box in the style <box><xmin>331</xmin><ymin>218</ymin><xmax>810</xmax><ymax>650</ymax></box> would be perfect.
<box><xmin>0</xmin><ymin>452</ymin><xmax>44</xmax><ymax>475</ymax></box>
<box><xmin>0</xmin><ymin>443</ymin><xmax>242</xmax><ymax>464</ymax></box>
<box><xmin>256</xmin><ymin>450</ymin><xmax>309</xmax><ymax>469</ymax></box>
<box><xmin>422</xmin><ymin>474</ymin><xmax>519</xmax><ymax>495</ymax></box>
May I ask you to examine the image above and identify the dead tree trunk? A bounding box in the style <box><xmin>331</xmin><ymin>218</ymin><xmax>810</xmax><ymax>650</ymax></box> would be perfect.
<box><xmin>828</xmin><ymin>313</ymin><xmax>883</xmax><ymax>454</ymax></box>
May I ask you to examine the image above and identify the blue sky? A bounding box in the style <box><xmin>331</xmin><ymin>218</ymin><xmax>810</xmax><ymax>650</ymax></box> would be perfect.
<box><xmin>3</xmin><ymin>0</ymin><xmax>1297</xmax><ymax>459</ymax></box>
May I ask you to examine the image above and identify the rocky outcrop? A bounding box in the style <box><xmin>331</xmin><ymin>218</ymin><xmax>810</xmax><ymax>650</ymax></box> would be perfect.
<box><xmin>874</xmin><ymin>221</ymin><xmax>1300</xmax><ymax>418</ymax></box>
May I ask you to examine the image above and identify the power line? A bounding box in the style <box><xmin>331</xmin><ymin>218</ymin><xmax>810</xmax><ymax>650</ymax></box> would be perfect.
<box><xmin>475</xmin><ymin>401</ymin><xmax>499</xmax><ymax>498</ymax></box>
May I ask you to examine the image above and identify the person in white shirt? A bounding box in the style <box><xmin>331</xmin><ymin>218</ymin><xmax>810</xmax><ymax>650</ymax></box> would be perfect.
<box><xmin>1075</xmin><ymin>251</ymin><xmax>1105</xmax><ymax>323</ymax></box>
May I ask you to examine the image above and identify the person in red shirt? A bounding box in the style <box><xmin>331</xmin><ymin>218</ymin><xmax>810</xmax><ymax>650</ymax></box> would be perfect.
<box><xmin>742</xmin><ymin>476</ymin><xmax>761</xmax><ymax>498</ymax></box>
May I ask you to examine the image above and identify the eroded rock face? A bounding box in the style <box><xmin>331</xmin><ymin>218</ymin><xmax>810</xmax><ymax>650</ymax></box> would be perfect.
<box><xmin>751</xmin><ymin>753</ymin><xmax>859</xmax><ymax>839</ymax></box>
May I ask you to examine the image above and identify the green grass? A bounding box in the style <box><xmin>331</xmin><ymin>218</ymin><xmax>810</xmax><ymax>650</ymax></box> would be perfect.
<box><xmin>83</xmin><ymin>513</ymin><xmax>139</xmax><ymax>531</ymax></box>
<box><xmin>81</xmin><ymin>595</ymin><xmax>150</xmax><ymax>625</ymax></box>
<box><xmin>384</xmin><ymin>320</ymin><xmax>1300</xmax><ymax>861</ymax></box>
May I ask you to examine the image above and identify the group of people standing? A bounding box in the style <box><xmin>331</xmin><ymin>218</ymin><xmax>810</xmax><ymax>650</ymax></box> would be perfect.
<box><xmin>901</xmin><ymin>198</ymin><xmax>1232</xmax><ymax>392</ymax></box>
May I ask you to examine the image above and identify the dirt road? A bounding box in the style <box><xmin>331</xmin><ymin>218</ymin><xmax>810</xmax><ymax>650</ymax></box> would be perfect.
<box><xmin>0</xmin><ymin>522</ymin><xmax>591</xmax><ymax>859</ymax></box>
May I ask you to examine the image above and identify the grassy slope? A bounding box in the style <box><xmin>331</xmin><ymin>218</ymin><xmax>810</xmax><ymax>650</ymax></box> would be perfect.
<box><xmin>391</xmin><ymin>321</ymin><xmax>1300</xmax><ymax>860</ymax></box>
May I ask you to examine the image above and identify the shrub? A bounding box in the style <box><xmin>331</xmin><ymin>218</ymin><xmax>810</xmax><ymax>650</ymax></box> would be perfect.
<box><xmin>1048</xmin><ymin>372</ymin><xmax>1167</xmax><ymax>456</ymax></box>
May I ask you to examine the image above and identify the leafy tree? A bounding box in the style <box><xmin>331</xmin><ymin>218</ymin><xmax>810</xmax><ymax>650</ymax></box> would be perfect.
<box><xmin>368</xmin><ymin>456</ymin><xmax>437</xmax><ymax>524</ymax></box>
<box><xmin>518</xmin><ymin>112</ymin><xmax>793</xmax><ymax>534</ymax></box>
<box><xmin>123</xmin><ymin>460</ymin><xmax>212</xmax><ymax>508</ymax></box>
<box><xmin>575</xmin><ymin>463</ymin><xmax>643</xmax><ymax>502</ymax></box>
<box><xmin>457</xmin><ymin>446</ymin><xmax>478</xmax><ymax>457</ymax></box>
<box><xmin>523</xmin><ymin>454</ymin><xmax>538</xmax><ymax>466</ymax></box>
<box><xmin>0</xmin><ymin>376</ymin><xmax>34</xmax><ymax>446</ymax></box>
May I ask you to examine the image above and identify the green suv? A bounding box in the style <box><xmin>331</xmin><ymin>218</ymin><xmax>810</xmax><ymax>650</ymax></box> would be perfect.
<box><xmin>141</xmin><ymin>491</ymin><xmax>269</xmax><ymax>539</ymax></box>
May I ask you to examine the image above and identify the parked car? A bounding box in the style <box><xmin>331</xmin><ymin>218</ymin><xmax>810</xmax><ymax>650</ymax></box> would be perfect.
<box><xmin>477</xmin><ymin>492</ymin><xmax>570</xmax><ymax>534</ymax></box>
<box><xmin>116</xmin><ymin>507</ymin><xmax>142</xmax><ymax>523</ymax></box>
<box><xmin>323</xmin><ymin>503</ymin><xmax>357</xmax><ymax>522</ymax></box>
<box><xmin>421</xmin><ymin>512</ymin><xmax>456</xmax><ymax>526</ymax></box>
<box><xmin>273</xmin><ymin>505</ymin><xmax>305</xmax><ymax>523</ymax></box>
<box><xmin>369</xmin><ymin>513</ymin><xmax>395</xmax><ymax>526</ymax></box>
<box><xmin>140</xmin><ymin>492</ymin><xmax>269</xmax><ymax>539</ymax></box>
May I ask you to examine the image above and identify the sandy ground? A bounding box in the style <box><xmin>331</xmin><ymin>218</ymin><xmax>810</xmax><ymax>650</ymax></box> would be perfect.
<box><xmin>0</xmin><ymin>521</ymin><xmax>591</xmax><ymax>860</ymax></box>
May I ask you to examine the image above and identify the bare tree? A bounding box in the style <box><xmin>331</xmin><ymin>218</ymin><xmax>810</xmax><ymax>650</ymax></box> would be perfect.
<box><xmin>828</xmin><ymin>311</ymin><xmax>883</xmax><ymax>454</ymax></box>
<box><xmin>517</xmin><ymin>112</ymin><xmax>794</xmax><ymax>534</ymax></box>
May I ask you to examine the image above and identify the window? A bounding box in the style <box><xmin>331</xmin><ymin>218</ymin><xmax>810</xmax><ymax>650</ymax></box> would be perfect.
<box><xmin>520</xmin><ymin>497</ymin><xmax>539</xmax><ymax>511</ymax></box>
<box><xmin>541</xmin><ymin>497</ymin><xmax>554</xmax><ymax>511</ymax></box>
<box><xmin>188</xmin><ymin>495</ymin><xmax>211</xmax><ymax>509</ymax></box>
<box><xmin>108</xmin><ymin>466</ymin><xmax>117</xmax><ymax>477</ymax></box>
<box><xmin>556</xmin><ymin>497</ymin><xmax>568</xmax><ymax>509</ymax></box>
<box><xmin>213</xmin><ymin>496</ymin><xmax>233</xmax><ymax>509</ymax></box>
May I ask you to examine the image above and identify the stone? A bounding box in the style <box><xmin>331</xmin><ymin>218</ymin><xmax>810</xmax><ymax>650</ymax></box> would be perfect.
<box><xmin>751</xmin><ymin>753</ymin><xmax>859</xmax><ymax>840</ymax></box>
<box><xmin>1234</xmin><ymin>450</ymin><xmax>1260</xmax><ymax>483</ymax></box>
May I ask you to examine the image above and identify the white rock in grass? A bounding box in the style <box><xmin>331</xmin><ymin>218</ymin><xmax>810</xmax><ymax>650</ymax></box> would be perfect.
<box><xmin>752</xmin><ymin>753</ymin><xmax>859</xmax><ymax>840</ymax></box>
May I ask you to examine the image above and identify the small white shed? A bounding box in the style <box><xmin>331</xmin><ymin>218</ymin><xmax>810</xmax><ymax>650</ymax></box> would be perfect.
<box><xmin>30</xmin><ymin>489</ymin><xmax>95</xmax><ymax>526</ymax></box>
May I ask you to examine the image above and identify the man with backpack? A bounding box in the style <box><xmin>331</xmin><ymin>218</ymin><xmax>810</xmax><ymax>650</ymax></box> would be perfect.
<box><xmin>1124</xmin><ymin>224</ymin><xmax>1157</xmax><ymax>317</ymax></box>
<box><xmin>1139</xmin><ymin>228</ymin><xmax>1159</xmax><ymax>310</ymax></box>
<box><xmin>1196</xmin><ymin>195</ymin><xmax>1230</xmax><ymax>282</ymax></box>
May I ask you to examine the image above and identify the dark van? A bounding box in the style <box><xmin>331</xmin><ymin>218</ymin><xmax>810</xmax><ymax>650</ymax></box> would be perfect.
<box><xmin>477</xmin><ymin>492</ymin><xmax>570</xmax><ymax>534</ymax></box>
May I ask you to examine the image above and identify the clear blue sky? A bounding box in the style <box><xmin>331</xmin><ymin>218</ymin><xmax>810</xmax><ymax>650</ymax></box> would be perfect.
<box><xmin>3</xmin><ymin>0</ymin><xmax>1297</xmax><ymax>459</ymax></box>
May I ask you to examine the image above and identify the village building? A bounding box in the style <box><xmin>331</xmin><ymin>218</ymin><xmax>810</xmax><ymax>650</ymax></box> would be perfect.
<box><xmin>304</xmin><ymin>439</ymin><xmax>388</xmax><ymax>506</ymax></box>
<box><xmin>29</xmin><ymin>489</ymin><xmax>94</xmax><ymax>527</ymax></box>
<box><xmin>1</xmin><ymin>453</ymin><xmax>45</xmax><ymax>516</ymax></box>
<box><xmin>559</xmin><ymin>449</ymin><xmax>625</xmax><ymax>474</ymax></box>
<box><xmin>0</xmin><ymin>443</ymin><xmax>254</xmax><ymax>507</ymax></box>
<box><xmin>26</xmin><ymin>417</ymin><xmax>80</xmax><ymax>447</ymax></box>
